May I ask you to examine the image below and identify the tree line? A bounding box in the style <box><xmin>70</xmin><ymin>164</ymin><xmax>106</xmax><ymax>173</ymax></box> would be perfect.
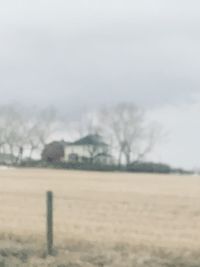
<box><xmin>0</xmin><ymin>104</ymin><xmax>58</xmax><ymax>163</ymax></box>
<box><xmin>0</xmin><ymin>102</ymin><xmax>161</xmax><ymax>166</ymax></box>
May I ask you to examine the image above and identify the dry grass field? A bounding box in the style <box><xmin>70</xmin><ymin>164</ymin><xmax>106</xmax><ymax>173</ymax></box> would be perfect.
<box><xmin>0</xmin><ymin>168</ymin><xmax>200</xmax><ymax>266</ymax></box>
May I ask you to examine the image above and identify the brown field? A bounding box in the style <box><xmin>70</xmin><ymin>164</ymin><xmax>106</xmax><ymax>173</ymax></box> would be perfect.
<box><xmin>0</xmin><ymin>168</ymin><xmax>200</xmax><ymax>266</ymax></box>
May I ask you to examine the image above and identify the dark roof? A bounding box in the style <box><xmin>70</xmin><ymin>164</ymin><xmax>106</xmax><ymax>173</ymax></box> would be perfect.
<box><xmin>71</xmin><ymin>134</ymin><xmax>107</xmax><ymax>146</ymax></box>
<box><xmin>46</xmin><ymin>135</ymin><xmax>108</xmax><ymax>148</ymax></box>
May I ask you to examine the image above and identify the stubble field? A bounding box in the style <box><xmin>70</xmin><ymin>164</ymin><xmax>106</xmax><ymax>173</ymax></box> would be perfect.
<box><xmin>0</xmin><ymin>168</ymin><xmax>200</xmax><ymax>267</ymax></box>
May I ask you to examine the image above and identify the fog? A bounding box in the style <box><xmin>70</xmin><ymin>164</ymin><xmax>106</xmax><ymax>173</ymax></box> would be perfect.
<box><xmin>0</xmin><ymin>0</ymin><xmax>200</xmax><ymax>168</ymax></box>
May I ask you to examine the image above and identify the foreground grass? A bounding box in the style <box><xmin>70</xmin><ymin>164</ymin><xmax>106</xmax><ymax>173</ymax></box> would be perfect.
<box><xmin>0</xmin><ymin>237</ymin><xmax>200</xmax><ymax>267</ymax></box>
<box><xmin>0</xmin><ymin>168</ymin><xmax>200</xmax><ymax>266</ymax></box>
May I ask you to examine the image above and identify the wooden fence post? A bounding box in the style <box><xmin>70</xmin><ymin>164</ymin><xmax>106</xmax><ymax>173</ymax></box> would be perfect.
<box><xmin>46</xmin><ymin>191</ymin><xmax>53</xmax><ymax>255</ymax></box>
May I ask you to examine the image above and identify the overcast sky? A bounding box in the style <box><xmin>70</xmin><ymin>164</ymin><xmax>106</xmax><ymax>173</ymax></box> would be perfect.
<box><xmin>0</xmin><ymin>0</ymin><xmax>200</xmax><ymax>169</ymax></box>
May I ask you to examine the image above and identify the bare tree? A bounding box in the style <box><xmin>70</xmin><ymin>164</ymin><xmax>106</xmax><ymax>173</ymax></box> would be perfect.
<box><xmin>82</xmin><ymin>135</ymin><xmax>109</xmax><ymax>164</ymax></box>
<box><xmin>65</xmin><ymin>112</ymin><xmax>109</xmax><ymax>164</ymax></box>
<box><xmin>0</xmin><ymin>104</ymin><xmax>27</xmax><ymax>163</ymax></box>
<box><xmin>68</xmin><ymin>111</ymin><xmax>101</xmax><ymax>140</ymax></box>
<box><xmin>0</xmin><ymin>104</ymin><xmax>60</xmax><ymax>163</ymax></box>
<box><xmin>100</xmin><ymin>103</ymin><xmax>159</xmax><ymax>166</ymax></box>
<box><xmin>25</xmin><ymin>106</ymin><xmax>59</xmax><ymax>159</ymax></box>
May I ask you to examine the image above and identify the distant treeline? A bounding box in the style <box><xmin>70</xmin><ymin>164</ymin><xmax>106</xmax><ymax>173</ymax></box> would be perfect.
<box><xmin>20</xmin><ymin>160</ymin><xmax>192</xmax><ymax>175</ymax></box>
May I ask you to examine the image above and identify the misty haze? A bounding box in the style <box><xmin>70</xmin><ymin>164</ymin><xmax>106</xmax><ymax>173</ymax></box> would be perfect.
<box><xmin>0</xmin><ymin>1</ymin><xmax>200</xmax><ymax>267</ymax></box>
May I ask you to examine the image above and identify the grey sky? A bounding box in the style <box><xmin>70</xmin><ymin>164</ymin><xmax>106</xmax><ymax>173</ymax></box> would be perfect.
<box><xmin>0</xmin><ymin>0</ymin><xmax>200</xmax><ymax>168</ymax></box>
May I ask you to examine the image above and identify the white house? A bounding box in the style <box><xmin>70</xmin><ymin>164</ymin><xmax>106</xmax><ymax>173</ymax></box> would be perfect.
<box><xmin>64</xmin><ymin>134</ymin><xmax>112</xmax><ymax>164</ymax></box>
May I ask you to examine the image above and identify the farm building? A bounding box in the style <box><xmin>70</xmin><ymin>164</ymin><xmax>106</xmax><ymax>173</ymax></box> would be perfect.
<box><xmin>64</xmin><ymin>134</ymin><xmax>112</xmax><ymax>164</ymax></box>
<box><xmin>42</xmin><ymin>134</ymin><xmax>113</xmax><ymax>164</ymax></box>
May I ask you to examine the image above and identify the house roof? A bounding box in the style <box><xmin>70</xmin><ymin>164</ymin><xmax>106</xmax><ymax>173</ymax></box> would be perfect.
<box><xmin>48</xmin><ymin>135</ymin><xmax>108</xmax><ymax>148</ymax></box>
<box><xmin>70</xmin><ymin>134</ymin><xmax>108</xmax><ymax>147</ymax></box>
